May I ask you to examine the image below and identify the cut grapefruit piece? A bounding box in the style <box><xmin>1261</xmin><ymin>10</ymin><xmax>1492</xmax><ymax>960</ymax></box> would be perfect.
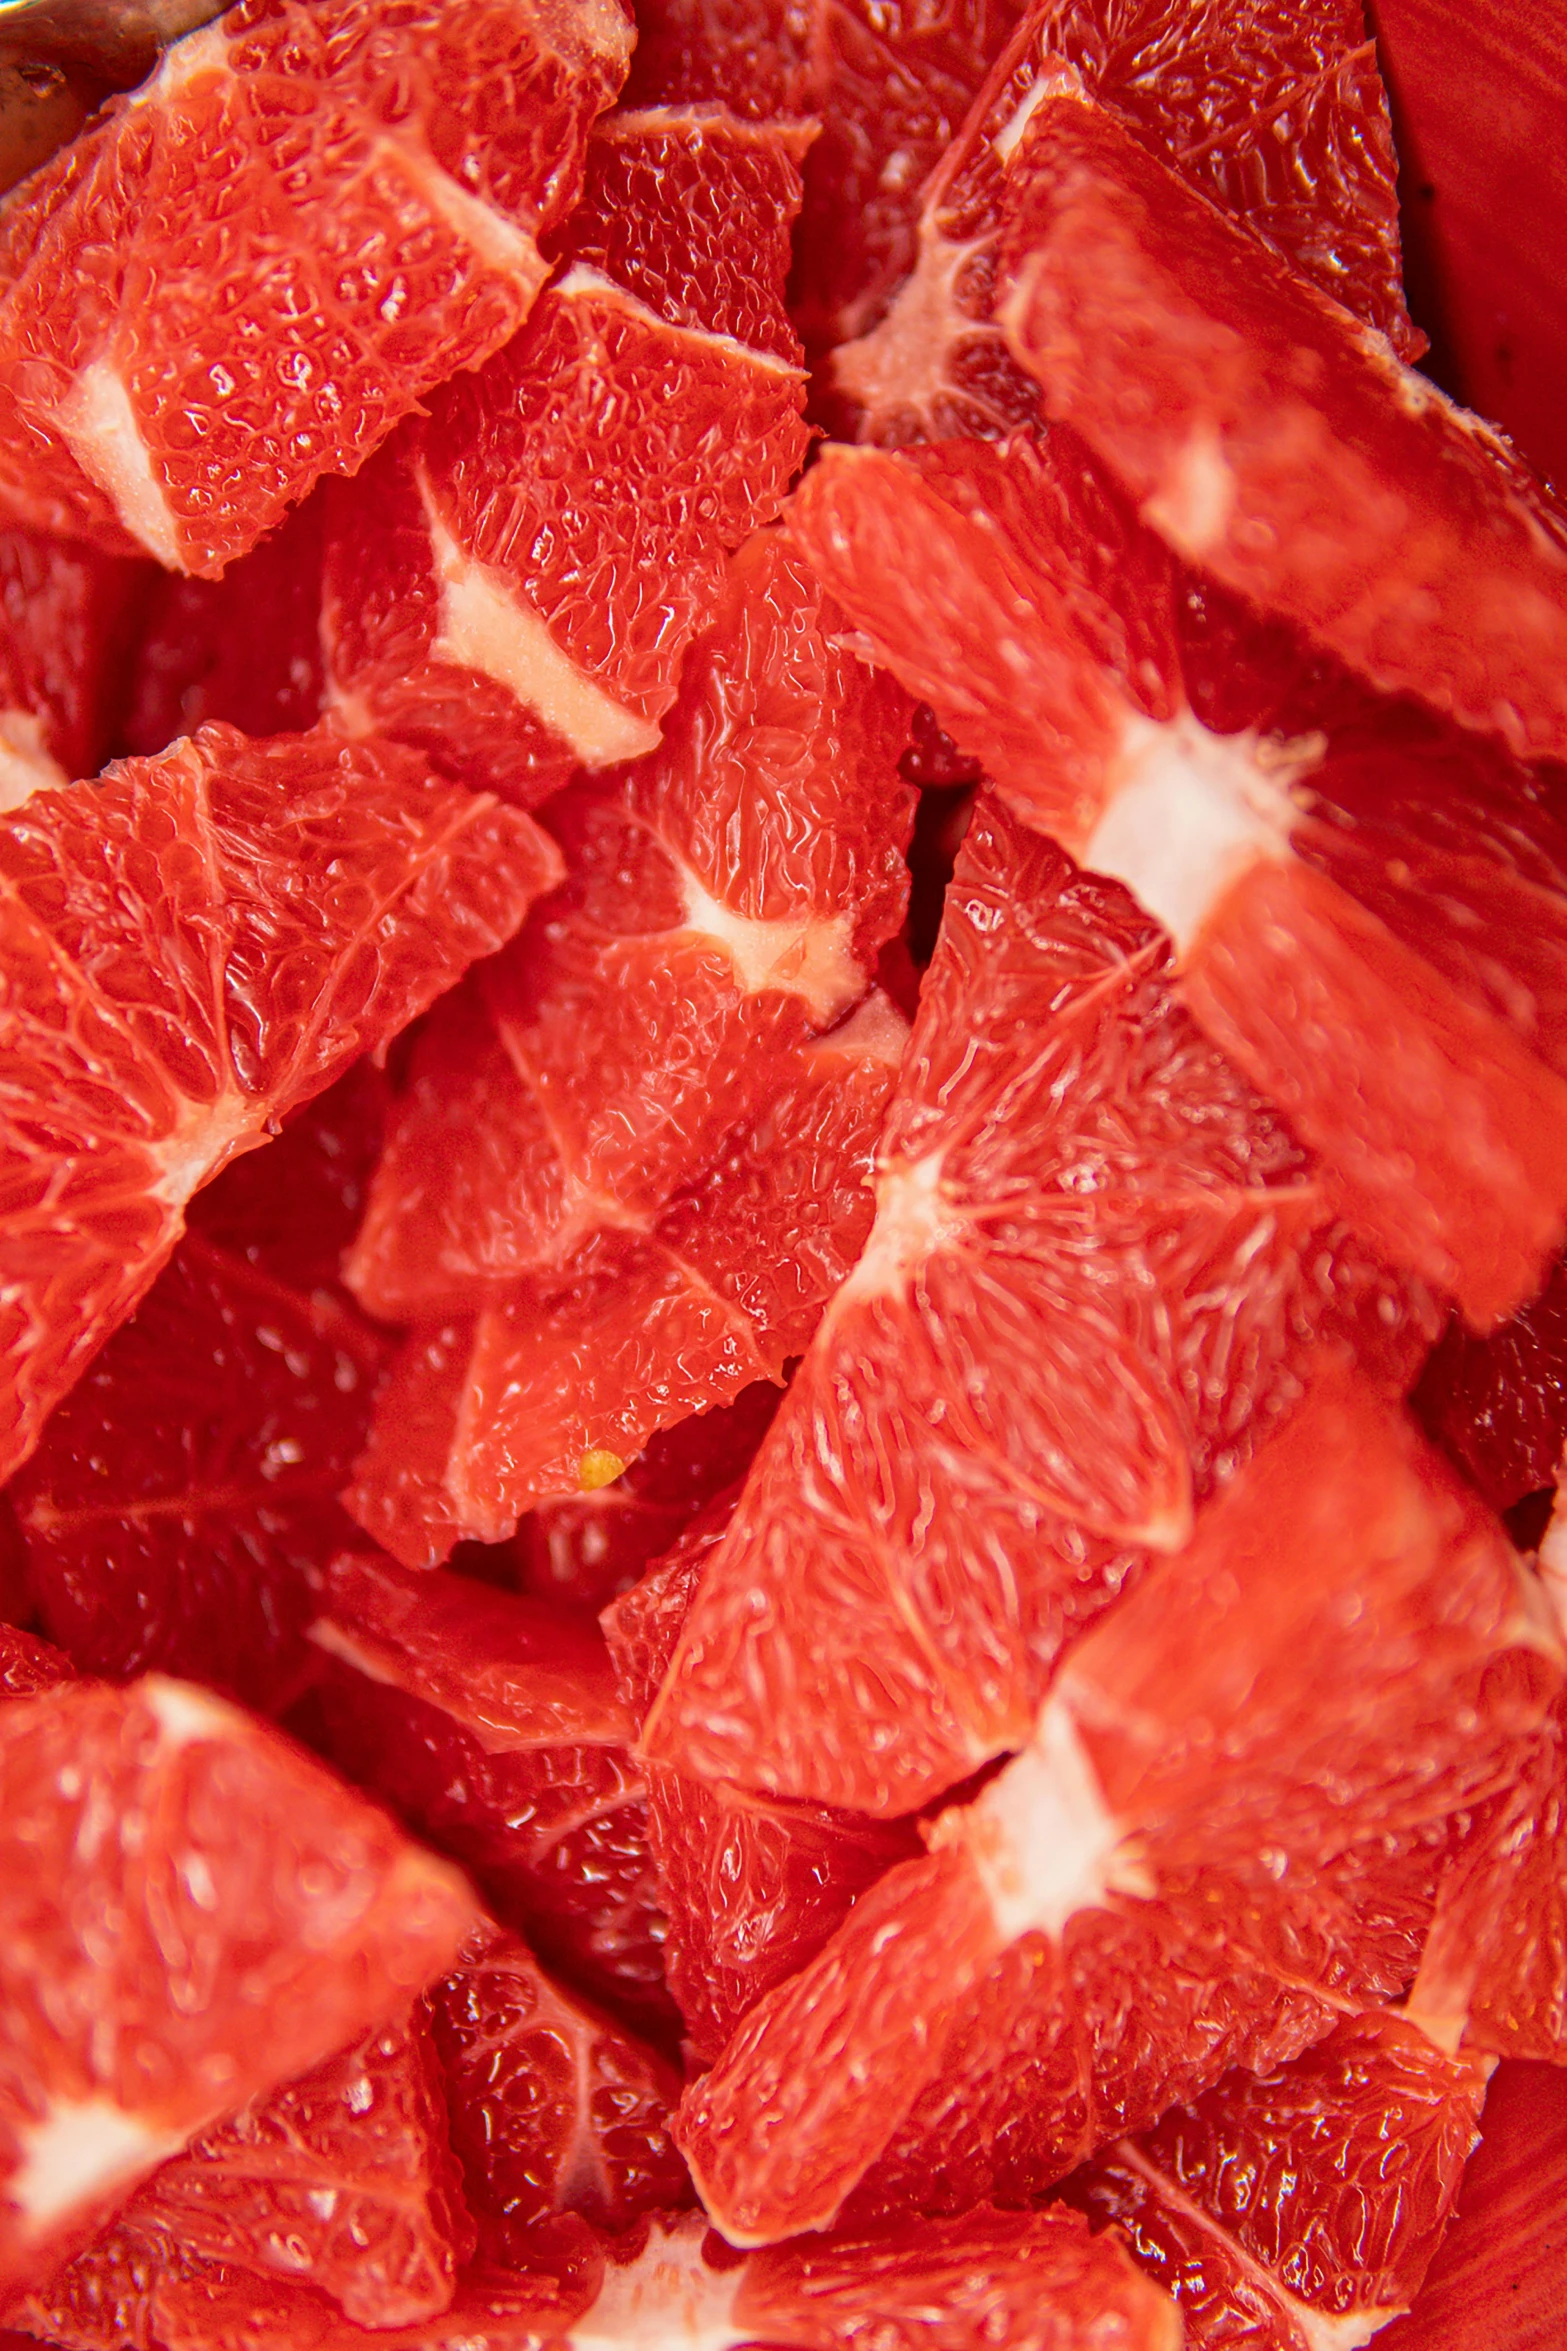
<box><xmin>427</xmin><ymin>1925</ymin><xmax>688</xmax><ymax>2255</ymax></box>
<box><xmin>1415</xmin><ymin>1255</ymin><xmax>1567</xmax><ymax>1516</ymax></box>
<box><xmin>0</xmin><ymin>529</ymin><xmax>146</xmax><ymax>798</ymax></box>
<box><xmin>121</xmin><ymin>492</ymin><xmax>327</xmax><ymax>757</ymax></box>
<box><xmin>299</xmin><ymin>1552</ymin><xmax>673</xmax><ymax>2037</ymax></box>
<box><xmin>673</xmin><ymin>1365</ymin><xmax>1559</xmax><ymax>2242</ymax></box>
<box><xmin>344</xmin><ymin>526</ymin><xmax>913</xmax><ymax>1323</ymax></box>
<box><xmin>644</xmin><ymin>795</ymin><xmax>1433</xmax><ymax>1818</ymax></box>
<box><xmin>510</xmin><ymin>1380</ymin><xmax>781</xmax><ymax>1613</ymax></box>
<box><xmin>0</xmin><ymin>1673</ymin><xmax>477</xmax><ymax>2294</ymax></box>
<box><xmin>1377</xmin><ymin>2060</ymin><xmax>1567</xmax><ymax>2351</ymax></box>
<box><xmin>9</xmin><ymin>1064</ymin><xmax>390</xmax><ymax>1712</ymax></box>
<box><xmin>625</xmin><ymin>0</ymin><xmax>1033</xmax><ymax>368</ymax></box>
<box><xmin>0</xmin><ymin>0</ymin><xmax>632</xmax><ymax>576</ymax></box>
<box><xmin>19</xmin><ymin>2009</ymin><xmax>472</xmax><ymax>2340</ymax></box>
<box><xmin>1406</xmin><ymin>1695</ymin><xmax>1567</xmax><ymax>2066</ymax></box>
<box><xmin>321</xmin><ymin>105</ymin><xmax>810</xmax><ymax>803</ymax></box>
<box><xmin>0</xmin><ymin>719</ymin><xmax>560</xmax><ymax>1486</ymax></box>
<box><xmin>997</xmin><ymin>97</ymin><xmax>1567</xmax><ymax>764</ymax></box>
<box><xmin>0</xmin><ymin>1623</ymin><xmax>73</xmax><ymax>1698</ymax></box>
<box><xmin>831</xmin><ymin>0</ymin><xmax>1417</xmax><ymax>444</ymax></box>
<box><xmin>1063</xmin><ymin>2009</ymin><xmax>1491</xmax><ymax>2347</ymax></box>
<box><xmin>347</xmin><ymin>991</ymin><xmax>906</xmax><ymax>1565</ymax></box>
<box><xmin>603</xmin><ymin>1501</ymin><xmax>921</xmax><ymax>2063</ymax></box>
<box><xmin>789</xmin><ymin>428</ymin><xmax>1567</xmax><ymax>1327</ymax></box>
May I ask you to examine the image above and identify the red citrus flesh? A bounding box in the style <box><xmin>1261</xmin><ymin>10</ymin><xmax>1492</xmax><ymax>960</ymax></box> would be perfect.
<box><xmin>344</xmin><ymin>528</ymin><xmax>913</xmax><ymax>1323</ymax></box>
<box><xmin>0</xmin><ymin>720</ymin><xmax>559</xmax><ymax>1486</ymax></box>
<box><xmin>0</xmin><ymin>0</ymin><xmax>631</xmax><ymax>576</ymax></box>
<box><xmin>427</xmin><ymin>1926</ymin><xmax>688</xmax><ymax>2255</ymax></box>
<box><xmin>347</xmin><ymin>990</ymin><xmax>905</xmax><ymax>1564</ymax></box>
<box><xmin>9</xmin><ymin>1064</ymin><xmax>389</xmax><ymax>1712</ymax></box>
<box><xmin>644</xmin><ymin>794</ymin><xmax>1431</xmax><ymax>1818</ymax></box>
<box><xmin>997</xmin><ymin>98</ymin><xmax>1567</xmax><ymax>765</ymax></box>
<box><xmin>322</xmin><ymin>105</ymin><xmax>810</xmax><ymax>803</ymax></box>
<box><xmin>298</xmin><ymin>1551</ymin><xmax>672</xmax><ymax>2037</ymax></box>
<box><xmin>831</xmin><ymin>0</ymin><xmax>1415</xmax><ymax>444</ymax></box>
<box><xmin>672</xmin><ymin>1365</ymin><xmax>1557</xmax><ymax>2242</ymax></box>
<box><xmin>21</xmin><ymin>2009</ymin><xmax>472</xmax><ymax>2341</ymax></box>
<box><xmin>603</xmin><ymin>1503</ymin><xmax>921</xmax><ymax>2063</ymax></box>
<box><xmin>790</xmin><ymin>426</ymin><xmax>1567</xmax><ymax>1327</ymax></box>
<box><xmin>0</xmin><ymin>529</ymin><xmax>146</xmax><ymax>793</ymax></box>
<box><xmin>0</xmin><ymin>1624</ymin><xmax>74</xmax><ymax>1698</ymax></box>
<box><xmin>0</xmin><ymin>1675</ymin><xmax>477</xmax><ymax>2294</ymax></box>
<box><xmin>1063</xmin><ymin>2010</ymin><xmax>1490</xmax><ymax>2345</ymax></box>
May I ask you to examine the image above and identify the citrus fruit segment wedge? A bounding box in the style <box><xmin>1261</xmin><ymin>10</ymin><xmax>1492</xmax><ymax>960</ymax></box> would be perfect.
<box><xmin>644</xmin><ymin>796</ymin><xmax>1431</xmax><ymax>1818</ymax></box>
<box><xmin>427</xmin><ymin>1926</ymin><xmax>688</xmax><ymax>2254</ymax></box>
<box><xmin>0</xmin><ymin>0</ymin><xmax>631</xmax><ymax>576</ymax></box>
<box><xmin>1377</xmin><ymin>2060</ymin><xmax>1567</xmax><ymax>2351</ymax></box>
<box><xmin>344</xmin><ymin>530</ymin><xmax>914</xmax><ymax>1323</ymax></box>
<box><xmin>0</xmin><ymin>720</ymin><xmax>560</xmax><ymax>1486</ymax></box>
<box><xmin>789</xmin><ymin>430</ymin><xmax>1567</xmax><ymax>1327</ymax></box>
<box><xmin>673</xmin><ymin>1367</ymin><xmax>1559</xmax><ymax>2243</ymax></box>
<box><xmin>9</xmin><ymin>1066</ymin><xmax>391</xmax><ymax>1713</ymax></box>
<box><xmin>0</xmin><ymin>1674</ymin><xmax>479</xmax><ymax>2294</ymax></box>
<box><xmin>513</xmin><ymin>1380</ymin><xmax>781</xmax><ymax>1612</ymax></box>
<box><xmin>830</xmin><ymin>0</ymin><xmax>1415</xmax><ymax>444</ymax></box>
<box><xmin>1064</xmin><ymin>2010</ymin><xmax>1491</xmax><ymax>2348</ymax></box>
<box><xmin>19</xmin><ymin>2009</ymin><xmax>473</xmax><ymax>2340</ymax></box>
<box><xmin>347</xmin><ymin>992</ymin><xmax>905</xmax><ymax>1565</ymax></box>
<box><xmin>121</xmin><ymin>492</ymin><xmax>328</xmax><ymax>757</ymax></box>
<box><xmin>322</xmin><ymin>106</ymin><xmax>810</xmax><ymax>803</ymax></box>
<box><xmin>997</xmin><ymin>99</ymin><xmax>1567</xmax><ymax>765</ymax></box>
<box><xmin>0</xmin><ymin>529</ymin><xmax>146</xmax><ymax>798</ymax></box>
<box><xmin>603</xmin><ymin>1505</ymin><xmax>922</xmax><ymax>2063</ymax></box>
<box><xmin>299</xmin><ymin>1553</ymin><xmax>672</xmax><ymax>2036</ymax></box>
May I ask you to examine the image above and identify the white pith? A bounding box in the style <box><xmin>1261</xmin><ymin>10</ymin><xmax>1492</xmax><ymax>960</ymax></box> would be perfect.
<box><xmin>552</xmin><ymin>264</ymin><xmax>807</xmax><ymax>378</ymax></box>
<box><xmin>838</xmin><ymin>1150</ymin><xmax>965</xmax><ymax>1306</ymax></box>
<box><xmin>941</xmin><ymin>1700</ymin><xmax>1150</xmax><ymax>1942</ymax></box>
<box><xmin>1141</xmin><ymin>421</ymin><xmax>1239</xmax><ymax>559</ymax></box>
<box><xmin>0</xmin><ymin>711</ymin><xmax>67</xmax><ymax>809</ymax></box>
<box><xmin>1084</xmin><ymin>708</ymin><xmax>1318</xmax><ymax>954</ymax></box>
<box><xmin>9</xmin><ymin>2097</ymin><xmax>186</xmax><ymax>2231</ymax></box>
<box><xmin>830</xmin><ymin>232</ymin><xmax>982</xmax><ymax>427</ymax></box>
<box><xmin>148</xmin><ymin>1089</ymin><xmax>262</xmax><ymax>1208</ymax></box>
<box><xmin>53</xmin><ymin>362</ymin><xmax>184</xmax><ymax>568</ymax></box>
<box><xmin>1536</xmin><ymin>1459</ymin><xmax>1567</xmax><ymax>1645</ymax></box>
<box><xmin>381</xmin><ymin>138</ymin><xmax>548</xmax><ymax>290</ymax></box>
<box><xmin>677</xmin><ymin>865</ymin><xmax>861</xmax><ymax>1024</ymax></box>
<box><xmin>568</xmin><ymin>2215</ymin><xmax>745</xmax><ymax>2351</ymax></box>
<box><xmin>806</xmin><ymin>988</ymin><xmax>910</xmax><ymax>1069</ymax></box>
<box><xmin>143</xmin><ymin>1676</ymin><xmax>232</xmax><ymax>1751</ymax></box>
<box><xmin>992</xmin><ymin>57</ymin><xmax>1088</xmax><ymax>162</ymax></box>
<box><xmin>420</xmin><ymin>485</ymin><xmax>659</xmax><ymax>766</ymax></box>
<box><xmin>132</xmin><ymin>18</ymin><xmax>229</xmax><ymax>107</ymax></box>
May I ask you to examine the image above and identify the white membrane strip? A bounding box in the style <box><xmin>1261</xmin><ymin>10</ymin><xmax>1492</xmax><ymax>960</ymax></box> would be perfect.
<box><xmin>420</xmin><ymin>487</ymin><xmax>659</xmax><ymax>766</ymax></box>
<box><xmin>53</xmin><ymin>361</ymin><xmax>184</xmax><ymax>569</ymax></box>
<box><xmin>678</xmin><ymin>866</ymin><xmax>861</xmax><ymax>1022</ymax></box>
<box><xmin>569</xmin><ymin>2215</ymin><xmax>745</xmax><ymax>2351</ymax></box>
<box><xmin>383</xmin><ymin>138</ymin><xmax>549</xmax><ymax>291</ymax></box>
<box><xmin>11</xmin><ymin>2097</ymin><xmax>188</xmax><ymax>2232</ymax></box>
<box><xmin>552</xmin><ymin>264</ymin><xmax>806</xmax><ymax>377</ymax></box>
<box><xmin>0</xmin><ymin>711</ymin><xmax>68</xmax><ymax>810</ymax></box>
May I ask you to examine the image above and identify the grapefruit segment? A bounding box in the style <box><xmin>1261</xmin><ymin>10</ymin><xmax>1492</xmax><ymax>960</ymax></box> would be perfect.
<box><xmin>0</xmin><ymin>1674</ymin><xmax>477</xmax><ymax>2293</ymax></box>
<box><xmin>298</xmin><ymin>1553</ymin><xmax>672</xmax><ymax>2036</ymax></box>
<box><xmin>322</xmin><ymin>109</ymin><xmax>810</xmax><ymax>802</ymax></box>
<box><xmin>19</xmin><ymin>2010</ymin><xmax>472</xmax><ymax>2339</ymax></box>
<box><xmin>0</xmin><ymin>720</ymin><xmax>560</xmax><ymax>1486</ymax></box>
<box><xmin>997</xmin><ymin>98</ymin><xmax>1567</xmax><ymax>764</ymax></box>
<box><xmin>427</xmin><ymin>1927</ymin><xmax>688</xmax><ymax>2254</ymax></box>
<box><xmin>790</xmin><ymin>430</ymin><xmax>1567</xmax><ymax>1326</ymax></box>
<box><xmin>603</xmin><ymin>1508</ymin><xmax>922</xmax><ymax>2063</ymax></box>
<box><xmin>831</xmin><ymin>0</ymin><xmax>1416</xmax><ymax>443</ymax></box>
<box><xmin>0</xmin><ymin>530</ymin><xmax>146</xmax><ymax>798</ymax></box>
<box><xmin>1414</xmin><ymin>1257</ymin><xmax>1567</xmax><ymax>1516</ymax></box>
<box><xmin>1064</xmin><ymin>2011</ymin><xmax>1491</xmax><ymax>2347</ymax></box>
<box><xmin>347</xmin><ymin>994</ymin><xmax>904</xmax><ymax>1563</ymax></box>
<box><xmin>644</xmin><ymin>796</ymin><xmax>1432</xmax><ymax>1817</ymax></box>
<box><xmin>672</xmin><ymin>1367</ymin><xmax>1559</xmax><ymax>2242</ymax></box>
<box><xmin>344</xmin><ymin>530</ymin><xmax>914</xmax><ymax>1323</ymax></box>
<box><xmin>0</xmin><ymin>0</ymin><xmax>631</xmax><ymax>575</ymax></box>
<box><xmin>9</xmin><ymin>1066</ymin><xmax>390</xmax><ymax>1713</ymax></box>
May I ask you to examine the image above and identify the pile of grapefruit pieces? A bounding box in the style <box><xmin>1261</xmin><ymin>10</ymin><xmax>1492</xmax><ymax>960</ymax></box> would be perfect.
<box><xmin>0</xmin><ymin>0</ymin><xmax>1562</xmax><ymax>2345</ymax></box>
